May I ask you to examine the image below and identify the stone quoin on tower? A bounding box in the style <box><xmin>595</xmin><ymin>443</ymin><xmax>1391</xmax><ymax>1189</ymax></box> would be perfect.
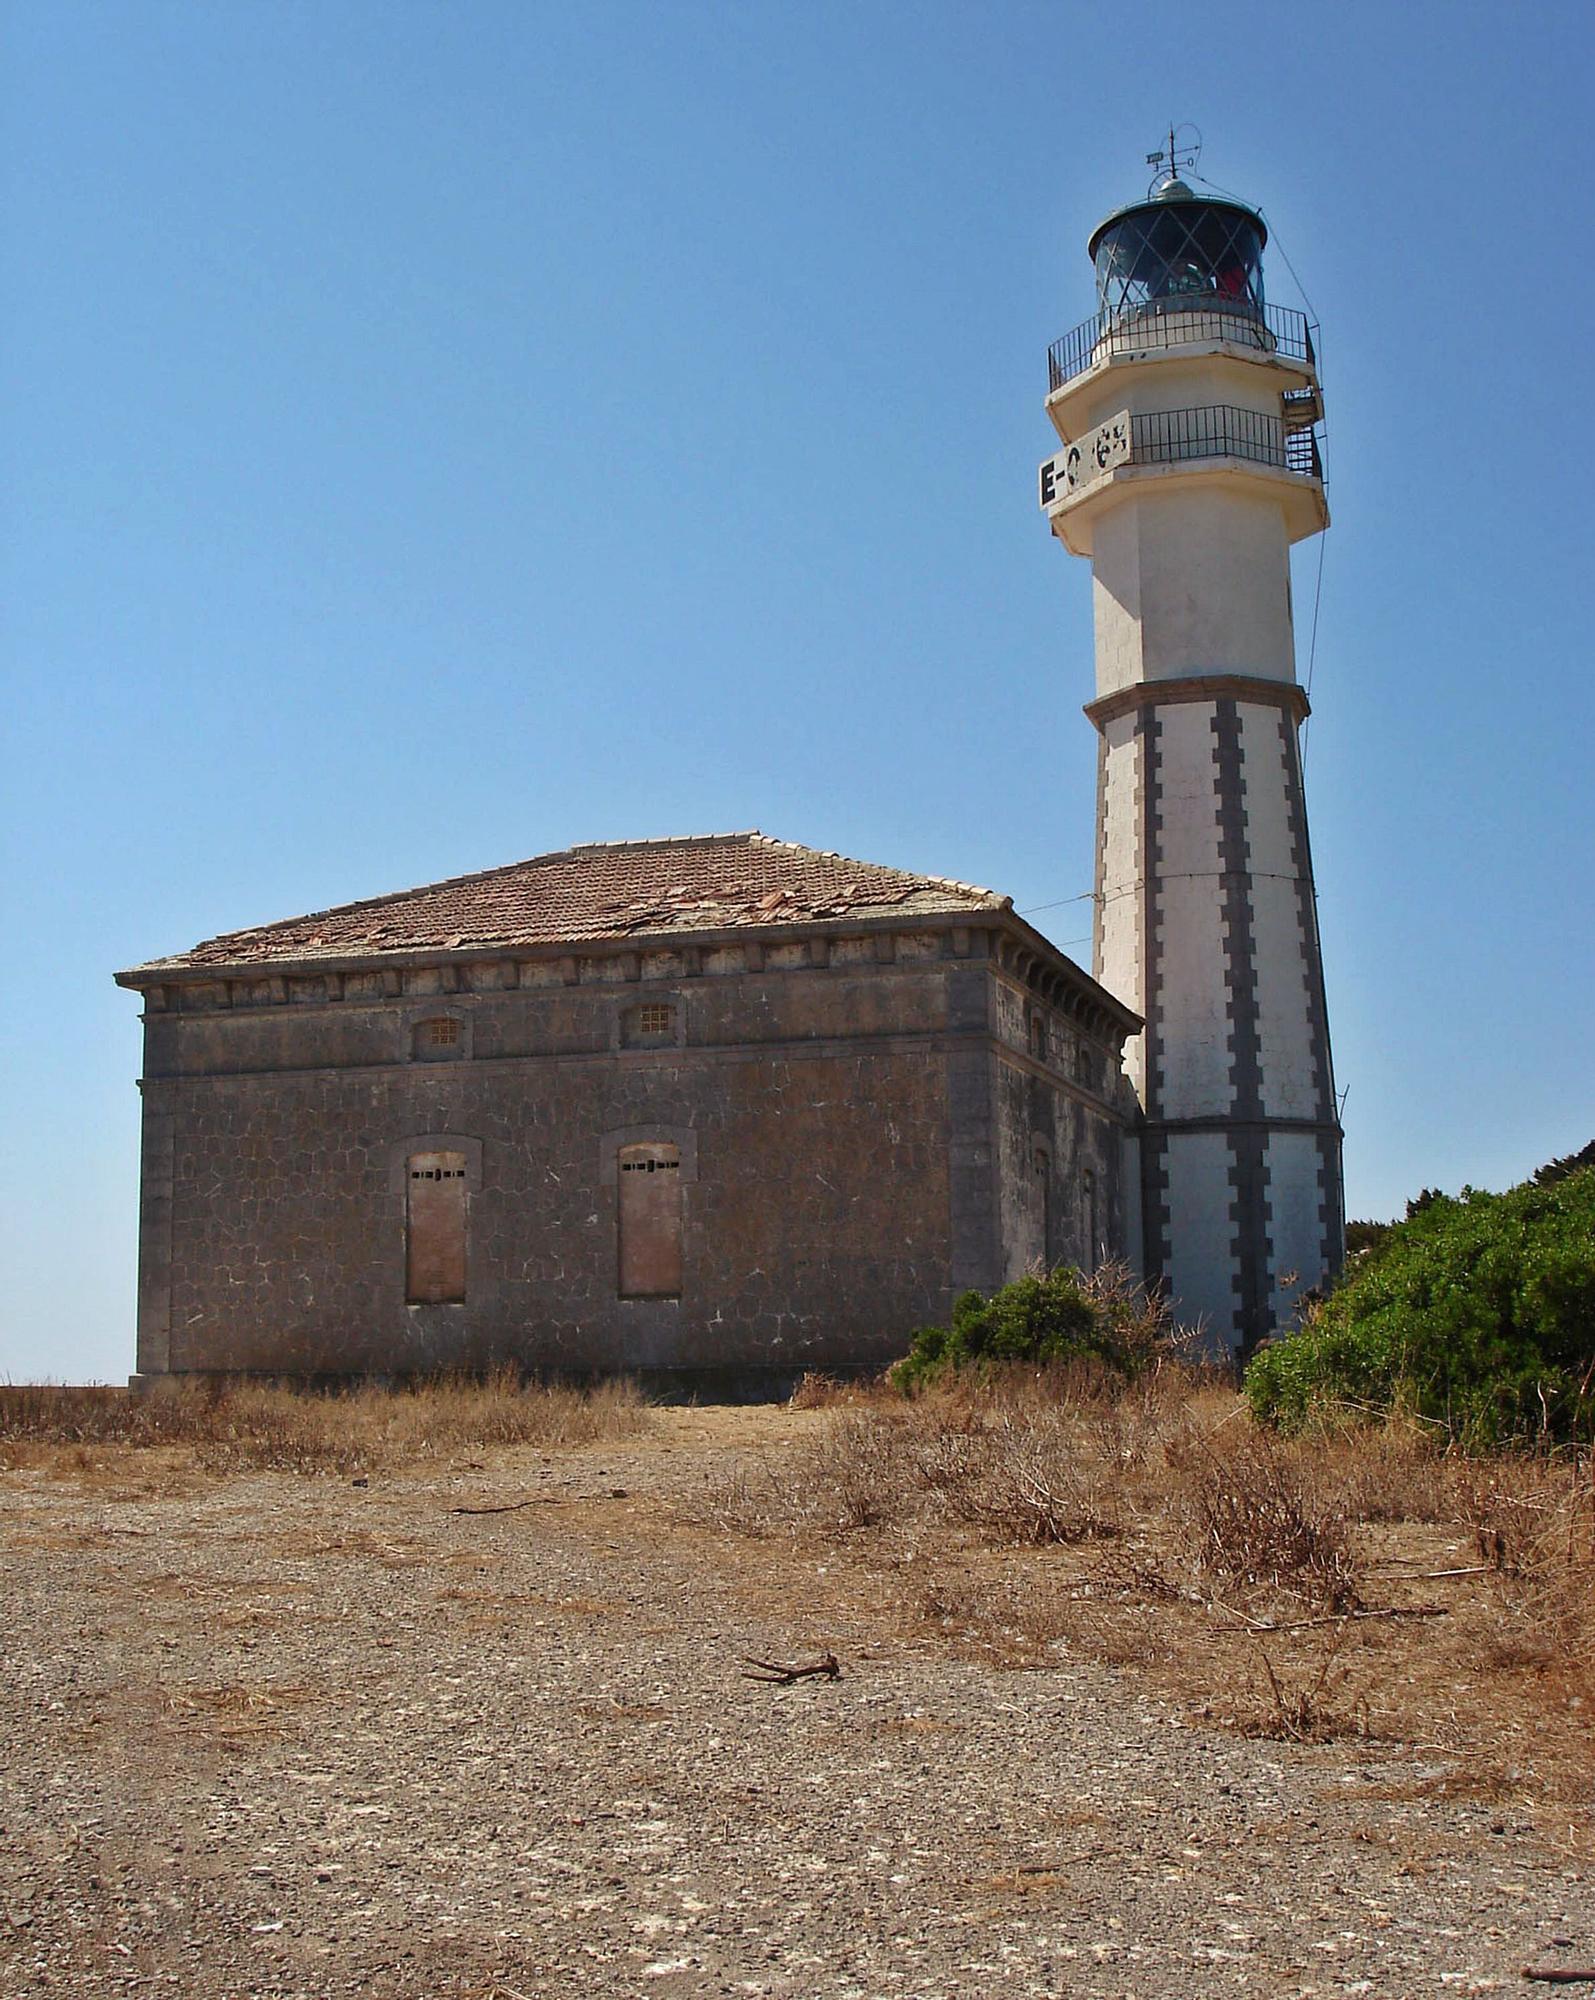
<box><xmin>1039</xmin><ymin>150</ymin><xmax>1344</xmax><ymax>1358</ymax></box>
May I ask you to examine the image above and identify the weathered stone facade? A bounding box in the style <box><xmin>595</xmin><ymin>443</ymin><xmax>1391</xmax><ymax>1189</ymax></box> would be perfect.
<box><xmin>119</xmin><ymin>839</ymin><xmax>1138</xmax><ymax>1387</ymax></box>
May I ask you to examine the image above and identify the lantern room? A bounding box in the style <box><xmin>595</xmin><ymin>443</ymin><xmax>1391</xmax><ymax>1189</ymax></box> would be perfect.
<box><xmin>1088</xmin><ymin>178</ymin><xmax>1267</xmax><ymax>324</ymax></box>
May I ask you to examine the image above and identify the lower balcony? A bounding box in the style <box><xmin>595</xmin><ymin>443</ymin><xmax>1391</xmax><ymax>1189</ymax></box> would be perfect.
<box><xmin>1040</xmin><ymin>401</ymin><xmax>1328</xmax><ymax>554</ymax></box>
<box><xmin>1129</xmin><ymin>404</ymin><xmax>1322</xmax><ymax>480</ymax></box>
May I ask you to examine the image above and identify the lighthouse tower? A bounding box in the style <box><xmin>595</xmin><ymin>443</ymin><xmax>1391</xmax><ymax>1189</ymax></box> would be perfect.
<box><xmin>1040</xmin><ymin>149</ymin><xmax>1343</xmax><ymax>1357</ymax></box>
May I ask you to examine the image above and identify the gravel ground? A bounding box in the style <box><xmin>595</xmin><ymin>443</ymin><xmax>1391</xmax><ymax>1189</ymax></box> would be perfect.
<box><xmin>2</xmin><ymin>1407</ymin><xmax>1590</xmax><ymax>1998</ymax></box>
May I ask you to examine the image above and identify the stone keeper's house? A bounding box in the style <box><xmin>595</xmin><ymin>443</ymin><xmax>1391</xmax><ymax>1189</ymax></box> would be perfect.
<box><xmin>116</xmin><ymin>832</ymin><xmax>1139</xmax><ymax>1386</ymax></box>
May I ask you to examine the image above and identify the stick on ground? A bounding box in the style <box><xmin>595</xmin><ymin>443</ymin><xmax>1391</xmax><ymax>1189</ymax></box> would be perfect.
<box><xmin>740</xmin><ymin>1652</ymin><xmax>841</xmax><ymax>1686</ymax></box>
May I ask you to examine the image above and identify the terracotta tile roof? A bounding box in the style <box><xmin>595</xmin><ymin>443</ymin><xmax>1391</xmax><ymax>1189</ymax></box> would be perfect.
<box><xmin>123</xmin><ymin>832</ymin><xmax>1011</xmax><ymax>975</ymax></box>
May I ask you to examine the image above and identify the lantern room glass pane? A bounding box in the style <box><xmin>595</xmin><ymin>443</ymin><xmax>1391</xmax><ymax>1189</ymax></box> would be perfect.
<box><xmin>1093</xmin><ymin>200</ymin><xmax>1265</xmax><ymax>322</ymax></box>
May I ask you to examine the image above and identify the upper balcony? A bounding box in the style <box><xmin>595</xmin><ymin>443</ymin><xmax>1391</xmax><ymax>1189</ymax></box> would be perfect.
<box><xmin>1047</xmin><ymin>302</ymin><xmax>1317</xmax><ymax>396</ymax></box>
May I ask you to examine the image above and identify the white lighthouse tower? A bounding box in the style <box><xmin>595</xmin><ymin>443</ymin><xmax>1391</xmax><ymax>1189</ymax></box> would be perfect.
<box><xmin>1040</xmin><ymin>142</ymin><xmax>1343</xmax><ymax>1357</ymax></box>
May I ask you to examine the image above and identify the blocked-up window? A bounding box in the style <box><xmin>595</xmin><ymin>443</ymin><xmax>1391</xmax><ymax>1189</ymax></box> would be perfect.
<box><xmin>414</xmin><ymin>1015</ymin><xmax>464</xmax><ymax>1060</ymax></box>
<box><xmin>617</xmin><ymin>1143</ymin><xmax>682</xmax><ymax>1298</ymax></box>
<box><xmin>407</xmin><ymin>1151</ymin><xmax>467</xmax><ymax>1303</ymax></box>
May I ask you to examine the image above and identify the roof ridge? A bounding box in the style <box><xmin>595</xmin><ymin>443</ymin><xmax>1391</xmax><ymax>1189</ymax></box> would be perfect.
<box><xmin>567</xmin><ymin>831</ymin><xmax>762</xmax><ymax>854</ymax></box>
<box><xmin>748</xmin><ymin>834</ymin><xmax>1006</xmax><ymax>905</ymax></box>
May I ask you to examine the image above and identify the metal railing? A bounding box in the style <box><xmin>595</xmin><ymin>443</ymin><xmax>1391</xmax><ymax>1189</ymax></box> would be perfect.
<box><xmin>1047</xmin><ymin>302</ymin><xmax>1316</xmax><ymax>394</ymax></box>
<box><xmin>1122</xmin><ymin>404</ymin><xmax>1323</xmax><ymax>481</ymax></box>
<box><xmin>1284</xmin><ymin>425</ymin><xmax>1323</xmax><ymax>480</ymax></box>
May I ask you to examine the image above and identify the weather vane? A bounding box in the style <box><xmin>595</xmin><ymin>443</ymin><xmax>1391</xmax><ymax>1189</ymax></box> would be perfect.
<box><xmin>1146</xmin><ymin>123</ymin><xmax>1202</xmax><ymax>195</ymax></box>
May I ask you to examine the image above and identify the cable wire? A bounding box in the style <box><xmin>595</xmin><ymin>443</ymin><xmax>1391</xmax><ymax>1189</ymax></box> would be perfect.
<box><xmin>1018</xmin><ymin>890</ymin><xmax>1095</xmax><ymax>916</ymax></box>
<box><xmin>1189</xmin><ymin>167</ymin><xmax>1332</xmax><ymax>770</ymax></box>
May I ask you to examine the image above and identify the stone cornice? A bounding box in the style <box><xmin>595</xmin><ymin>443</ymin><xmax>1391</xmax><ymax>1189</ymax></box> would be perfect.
<box><xmin>114</xmin><ymin>908</ymin><xmax>999</xmax><ymax>992</ymax></box>
<box><xmin>114</xmin><ymin>907</ymin><xmax>1141</xmax><ymax>1046</ymax></box>
<box><xmin>1140</xmin><ymin>1113</ymin><xmax>1344</xmax><ymax>1140</ymax></box>
<box><xmin>1084</xmin><ymin>674</ymin><xmax>1310</xmax><ymax>733</ymax></box>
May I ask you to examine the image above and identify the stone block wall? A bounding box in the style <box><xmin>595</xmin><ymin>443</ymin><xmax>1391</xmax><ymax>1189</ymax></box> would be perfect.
<box><xmin>128</xmin><ymin>925</ymin><xmax>1135</xmax><ymax>1384</ymax></box>
<box><xmin>990</xmin><ymin>972</ymin><xmax>1128</xmax><ymax>1286</ymax></box>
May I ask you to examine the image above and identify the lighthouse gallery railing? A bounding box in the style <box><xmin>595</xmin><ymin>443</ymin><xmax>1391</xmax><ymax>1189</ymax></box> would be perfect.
<box><xmin>1047</xmin><ymin>302</ymin><xmax>1316</xmax><ymax>394</ymax></box>
<box><xmin>1127</xmin><ymin>404</ymin><xmax>1323</xmax><ymax>481</ymax></box>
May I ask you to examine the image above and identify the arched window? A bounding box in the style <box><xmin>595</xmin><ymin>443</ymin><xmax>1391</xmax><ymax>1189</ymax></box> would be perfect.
<box><xmin>413</xmin><ymin>1015</ymin><xmax>465</xmax><ymax>1061</ymax></box>
<box><xmin>617</xmin><ymin>1142</ymin><xmax>682</xmax><ymax>1298</ymax></box>
<box><xmin>406</xmin><ymin>1150</ymin><xmax>468</xmax><ymax>1303</ymax></box>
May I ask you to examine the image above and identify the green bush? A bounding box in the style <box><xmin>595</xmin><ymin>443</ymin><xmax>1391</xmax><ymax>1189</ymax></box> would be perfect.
<box><xmin>1245</xmin><ymin>1167</ymin><xmax>1595</xmax><ymax>1446</ymax></box>
<box><xmin>890</xmin><ymin>1264</ymin><xmax>1166</xmax><ymax>1393</ymax></box>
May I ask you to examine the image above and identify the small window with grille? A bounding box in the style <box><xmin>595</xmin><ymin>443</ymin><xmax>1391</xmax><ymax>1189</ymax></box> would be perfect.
<box><xmin>624</xmin><ymin>1001</ymin><xmax>677</xmax><ymax>1046</ymax></box>
<box><xmin>413</xmin><ymin>1014</ymin><xmax>465</xmax><ymax>1060</ymax></box>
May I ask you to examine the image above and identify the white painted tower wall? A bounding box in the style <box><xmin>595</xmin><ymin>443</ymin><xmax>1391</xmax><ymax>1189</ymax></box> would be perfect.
<box><xmin>1043</xmin><ymin>261</ymin><xmax>1343</xmax><ymax>1357</ymax></box>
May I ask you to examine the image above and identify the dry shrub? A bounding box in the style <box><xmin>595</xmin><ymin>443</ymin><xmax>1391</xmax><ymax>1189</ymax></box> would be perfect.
<box><xmin>1176</xmin><ymin>1430</ymin><xmax>1363</xmax><ymax>1612</ymax></box>
<box><xmin>786</xmin><ymin>1371</ymin><xmax>894</xmax><ymax>1411</ymax></box>
<box><xmin>708</xmin><ymin>1392</ymin><xmax>1134</xmax><ymax>1549</ymax></box>
<box><xmin>1241</xmin><ymin>1625</ymin><xmax>1368</xmax><ymax>1743</ymax></box>
<box><xmin>1085</xmin><ymin>1542</ymin><xmax>1183</xmax><ymax>1601</ymax></box>
<box><xmin>915</xmin><ymin>1413</ymin><xmax>1119</xmax><ymax>1546</ymax></box>
<box><xmin>702</xmin><ymin>1410</ymin><xmax>929</xmax><ymax>1536</ymax></box>
<box><xmin>1457</xmin><ymin>1454</ymin><xmax>1595</xmax><ymax>1684</ymax></box>
<box><xmin>0</xmin><ymin>1372</ymin><xmax>649</xmax><ymax>1475</ymax></box>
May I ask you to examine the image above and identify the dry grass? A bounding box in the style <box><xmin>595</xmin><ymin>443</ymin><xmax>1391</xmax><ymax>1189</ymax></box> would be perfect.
<box><xmin>0</xmin><ymin>1371</ymin><xmax>650</xmax><ymax>1475</ymax></box>
<box><xmin>702</xmin><ymin>1374</ymin><xmax>1595</xmax><ymax>1814</ymax></box>
<box><xmin>1458</xmin><ymin>1456</ymin><xmax>1595</xmax><ymax>1676</ymax></box>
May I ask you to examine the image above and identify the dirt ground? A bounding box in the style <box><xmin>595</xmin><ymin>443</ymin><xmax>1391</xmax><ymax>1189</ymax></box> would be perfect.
<box><xmin>2</xmin><ymin>1405</ymin><xmax>1591</xmax><ymax>1998</ymax></box>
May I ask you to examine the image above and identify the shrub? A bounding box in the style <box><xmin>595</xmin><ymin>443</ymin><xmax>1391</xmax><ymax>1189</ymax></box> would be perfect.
<box><xmin>890</xmin><ymin>1262</ymin><xmax>1171</xmax><ymax>1393</ymax></box>
<box><xmin>1245</xmin><ymin>1167</ymin><xmax>1595</xmax><ymax>1446</ymax></box>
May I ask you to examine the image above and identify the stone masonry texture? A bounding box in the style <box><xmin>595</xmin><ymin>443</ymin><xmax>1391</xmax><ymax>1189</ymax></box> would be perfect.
<box><xmin>121</xmin><ymin>874</ymin><xmax>1138</xmax><ymax>1385</ymax></box>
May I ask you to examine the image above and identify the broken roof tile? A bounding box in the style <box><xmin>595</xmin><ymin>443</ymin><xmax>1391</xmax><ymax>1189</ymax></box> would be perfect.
<box><xmin>121</xmin><ymin>832</ymin><xmax>1009</xmax><ymax>976</ymax></box>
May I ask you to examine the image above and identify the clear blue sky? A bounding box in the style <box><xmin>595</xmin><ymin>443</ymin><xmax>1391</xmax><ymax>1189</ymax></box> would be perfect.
<box><xmin>4</xmin><ymin>1</ymin><xmax>1591</xmax><ymax>1382</ymax></box>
